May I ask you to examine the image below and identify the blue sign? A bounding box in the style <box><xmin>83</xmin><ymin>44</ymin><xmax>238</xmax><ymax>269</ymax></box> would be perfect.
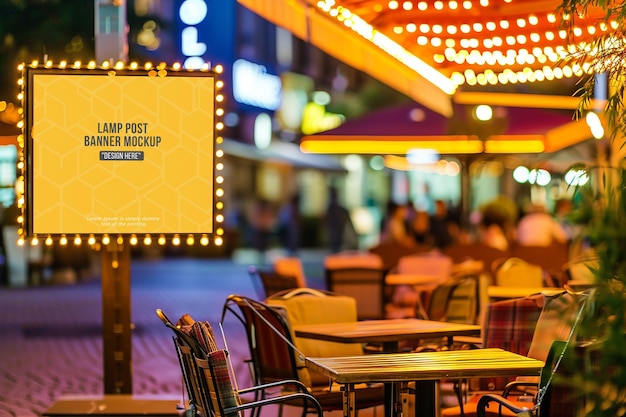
<box><xmin>175</xmin><ymin>0</ymin><xmax>235</xmax><ymax>70</ymax></box>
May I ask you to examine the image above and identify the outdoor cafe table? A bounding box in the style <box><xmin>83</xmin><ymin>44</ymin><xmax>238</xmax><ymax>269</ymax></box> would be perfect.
<box><xmin>305</xmin><ymin>348</ymin><xmax>544</xmax><ymax>417</ymax></box>
<box><xmin>293</xmin><ymin>318</ymin><xmax>481</xmax><ymax>353</ymax></box>
<box><xmin>294</xmin><ymin>318</ymin><xmax>481</xmax><ymax>417</ymax></box>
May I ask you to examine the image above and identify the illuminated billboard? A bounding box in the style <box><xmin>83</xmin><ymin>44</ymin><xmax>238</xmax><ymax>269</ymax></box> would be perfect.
<box><xmin>23</xmin><ymin>65</ymin><xmax>222</xmax><ymax>238</ymax></box>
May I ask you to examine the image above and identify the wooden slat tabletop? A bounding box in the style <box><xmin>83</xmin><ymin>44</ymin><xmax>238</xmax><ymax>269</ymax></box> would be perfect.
<box><xmin>306</xmin><ymin>348</ymin><xmax>544</xmax><ymax>384</ymax></box>
<box><xmin>294</xmin><ymin>318</ymin><xmax>481</xmax><ymax>344</ymax></box>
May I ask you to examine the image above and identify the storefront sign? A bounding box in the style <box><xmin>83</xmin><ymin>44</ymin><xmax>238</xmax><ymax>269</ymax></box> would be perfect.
<box><xmin>179</xmin><ymin>0</ymin><xmax>209</xmax><ymax>69</ymax></box>
<box><xmin>232</xmin><ymin>59</ymin><xmax>281</xmax><ymax>110</ymax></box>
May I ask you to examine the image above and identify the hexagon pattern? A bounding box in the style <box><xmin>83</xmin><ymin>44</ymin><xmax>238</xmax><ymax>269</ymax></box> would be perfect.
<box><xmin>30</xmin><ymin>72</ymin><xmax>216</xmax><ymax>234</ymax></box>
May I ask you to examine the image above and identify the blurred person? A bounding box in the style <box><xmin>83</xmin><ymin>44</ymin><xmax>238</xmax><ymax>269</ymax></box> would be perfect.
<box><xmin>409</xmin><ymin>207</ymin><xmax>431</xmax><ymax>246</ymax></box>
<box><xmin>324</xmin><ymin>187</ymin><xmax>357</xmax><ymax>253</ymax></box>
<box><xmin>223</xmin><ymin>193</ymin><xmax>248</xmax><ymax>251</ymax></box>
<box><xmin>429</xmin><ymin>199</ymin><xmax>454</xmax><ymax>249</ymax></box>
<box><xmin>380</xmin><ymin>201</ymin><xmax>414</xmax><ymax>246</ymax></box>
<box><xmin>516</xmin><ymin>203</ymin><xmax>568</xmax><ymax>247</ymax></box>
<box><xmin>277</xmin><ymin>193</ymin><xmax>301</xmax><ymax>256</ymax></box>
<box><xmin>478</xmin><ymin>210</ymin><xmax>510</xmax><ymax>251</ymax></box>
<box><xmin>478</xmin><ymin>195</ymin><xmax>519</xmax><ymax>244</ymax></box>
<box><xmin>250</xmin><ymin>198</ymin><xmax>277</xmax><ymax>262</ymax></box>
<box><xmin>554</xmin><ymin>198</ymin><xmax>579</xmax><ymax>242</ymax></box>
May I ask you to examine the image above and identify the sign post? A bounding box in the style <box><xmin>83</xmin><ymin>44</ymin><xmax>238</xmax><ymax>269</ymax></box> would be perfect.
<box><xmin>19</xmin><ymin>61</ymin><xmax>225</xmax><ymax>411</ymax></box>
<box><xmin>101</xmin><ymin>240</ymin><xmax>132</xmax><ymax>393</ymax></box>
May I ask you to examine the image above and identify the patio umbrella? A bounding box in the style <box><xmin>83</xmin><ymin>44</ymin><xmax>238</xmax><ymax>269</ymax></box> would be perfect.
<box><xmin>300</xmin><ymin>100</ymin><xmax>597</xmax><ymax>221</ymax></box>
<box><xmin>299</xmin><ymin>100</ymin><xmax>595</xmax><ymax>157</ymax></box>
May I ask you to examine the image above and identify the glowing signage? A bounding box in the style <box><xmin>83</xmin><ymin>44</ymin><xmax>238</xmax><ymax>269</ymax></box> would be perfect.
<box><xmin>179</xmin><ymin>0</ymin><xmax>208</xmax><ymax>69</ymax></box>
<box><xmin>301</xmin><ymin>102</ymin><xmax>345</xmax><ymax>135</ymax></box>
<box><xmin>232</xmin><ymin>59</ymin><xmax>282</xmax><ymax>110</ymax></box>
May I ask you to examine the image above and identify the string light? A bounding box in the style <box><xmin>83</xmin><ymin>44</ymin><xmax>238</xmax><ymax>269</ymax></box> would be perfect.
<box><xmin>316</xmin><ymin>0</ymin><xmax>611</xmax><ymax>87</ymax></box>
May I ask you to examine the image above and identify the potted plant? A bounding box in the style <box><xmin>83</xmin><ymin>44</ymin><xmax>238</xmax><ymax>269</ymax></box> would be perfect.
<box><xmin>555</xmin><ymin>0</ymin><xmax>626</xmax><ymax>412</ymax></box>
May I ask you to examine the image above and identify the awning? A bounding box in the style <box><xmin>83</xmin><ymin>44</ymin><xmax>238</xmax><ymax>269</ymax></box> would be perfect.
<box><xmin>237</xmin><ymin>0</ymin><xmax>455</xmax><ymax>117</ymax></box>
<box><xmin>221</xmin><ymin>138</ymin><xmax>345</xmax><ymax>171</ymax></box>
<box><xmin>236</xmin><ymin>0</ymin><xmax>613</xmax><ymax>117</ymax></box>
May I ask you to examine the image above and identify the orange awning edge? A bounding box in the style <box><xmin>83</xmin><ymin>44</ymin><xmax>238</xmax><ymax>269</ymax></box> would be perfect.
<box><xmin>237</xmin><ymin>0</ymin><xmax>454</xmax><ymax>117</ymax></box>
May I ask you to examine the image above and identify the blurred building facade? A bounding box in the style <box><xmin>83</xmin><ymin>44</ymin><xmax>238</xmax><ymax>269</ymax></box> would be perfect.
<box><xmin>0</xmin><ymin>0</ymin><xmax>588</xmax><ymax>256</ymax></box>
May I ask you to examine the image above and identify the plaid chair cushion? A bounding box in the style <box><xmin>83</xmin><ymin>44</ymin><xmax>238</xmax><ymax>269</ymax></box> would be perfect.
<box><xmin>179</xmin><ymin>316</ymin><xmax>241</xmax><ymax>417</ymax></box>
<box><xmin>188</xmin><ymin>321</ymin><xmax>220</xmax><ymax>353</ymax></box>
<box><xmin>197</xmin><ymin>350</ymin><xmax>241</xmax><ymax>417</ymax></box>
<box><xmin>483</xmin><ymin>294</ymin><xmax>543</xmax><ymax>356</ymax></box>
<box><xmin>477</xmin><ymin>294</ymin><xmax>543</xmax><ymax>391</ymax></box>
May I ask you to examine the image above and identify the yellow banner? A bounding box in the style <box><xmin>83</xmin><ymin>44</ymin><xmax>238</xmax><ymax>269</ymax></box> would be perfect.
<box><xmin>30</xmin><ymin>72</ymin><xmax>215</xmax><ymax>235</ymax></box>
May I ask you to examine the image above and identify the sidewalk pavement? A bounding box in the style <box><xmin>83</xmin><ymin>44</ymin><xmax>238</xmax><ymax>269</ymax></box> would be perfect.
<box><xmin>0</xmin><ymin>249</ymin><xmax>331</xmax><ymax>417</ymax></box>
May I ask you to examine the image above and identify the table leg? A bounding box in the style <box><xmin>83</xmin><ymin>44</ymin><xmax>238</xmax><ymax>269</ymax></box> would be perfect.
<box><xmin>382</xmin><ymin>341</ymin><xmax>399</xmax><ymax>352</ymax></box>
<box><xmin>381</xmin><ymin>341</ymin><xmax>400</xmax><ymax>417</ymax></box>
<box><xmin>341</xmin><ymin>383</ymin><xmax>356</xmax><ymax>417</ymax></box>
<box><xmin>383</xmin><ymin>382</ymin><xmax>397</xmax><ymax>417</ymax></box>
<box><xmin>412</xmin><ymin>380</ymin><xmax>438</xmax><ymax>417</ymax></box>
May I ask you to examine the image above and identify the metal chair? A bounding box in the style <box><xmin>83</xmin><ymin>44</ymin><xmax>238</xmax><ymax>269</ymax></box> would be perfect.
<box><xmin>476</xmin><ymin>338</ymin><xmax>600</xmax><ymax>417</ymax></box>
<box><xmin>324</xmin><ymin>252</ymin><xmax>389</xmax><ymax>320</ymax></box>
<box><xmin>443</xmin><ymin>242</ymin><xmax>510</xmax><ymax>281</ymax></box>
<box><xmin>493</xmin><ymin>257</ymin><xmax>545</xmax><ymax>287</ymax></box>
<box><xmin>510</xmin><ymin>243</ymin><xmax>570</xmax><ymax>286</ymax></box>
<box><xmin>248</xmin><ymin>265</ymin><xmax>301</xmax><ymax>299</ymax></box>
<box><xmin>440</xmin><ymin>288</ymin><xmax>591</xmax><ymax>417</ymax></box>
<box><xmin>156</xmin><ymin>308</ymin><xmax>323</xmax><ymax>417</ymax></box>
<box><xmin>220</xmin><ymin>295</ymin><xmax>385</xmax><ymax>417</ymax></box>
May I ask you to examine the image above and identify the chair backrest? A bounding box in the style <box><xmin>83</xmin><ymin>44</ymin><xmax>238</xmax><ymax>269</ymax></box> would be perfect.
<box><xmin>482</xmin><ymin>294</ymin><xmax>543</xmax><ymax>356</ymax></box>
<box><xmin>248</xmin><ymin>265</ymin><xmax>300</xmax><ymax>299</ymax></box>
<box><xmin>510</xmin><ymin>242</ymin><xmax>569</xmax><ymax>285</ymax></box>
<box><xmin>425</xmin><ymin>279</ymin><xmax>460</xmax><ymax>322</ymax></box>
<box><xmin>368</xmin><ymin>241</ymin><xmax>431</xmax><ymax>272</ymax></box>
<box><xmin>156</xmin><ymin>309</ymin><xmax>241</xmax><ymax>417</ymax></box>
<box><xmin>324</xmin><ymin>252</ymin><xmax>387</xmax><ymax>320</ymax></box>
<box><xmin>494</xmin><ymin>257</ymin><xmax>545</xmax><ymax>287</ymax></box>
<box><xmin>266</xmin><ymin>288</ymin><xmax>364</xmax><ymax>385</ymax></box>
<box><xmin>397</xmin><ymin>251</ymin><xmax>453</xmax><ymax>280</ymax></box>
<box><xmin>444</xmin><ymin>242</ymin><xmax>510</xmax><ymax>276</ymax></box>
<box><xmin>221</xmin><ymin>295</ymin><xmax>305</xmax><ymax>386</ymax></box>
<box><xmin>563</xmin><ymin>251</ymin><xmax>598</xmax><ymax>286</ymax></box>
<box><xmin>526</xmin><ymin>289</ymin><xmax>589</xmax><ymax>362</ymax></box>
<box><xmin>442</xmin><ymin>275</ymin><xmax>479</xmax><ymax>324</ymax></box>
<box><xmin>478</xmin><ymin>293</ymin><xmax>544</xmax><ymax>391</ymax></box>
<box><xmin>424</xmin><ymin>273</ymin><xmax>487</xmax><ymax>325</ymax></box>
<box><xmin>273</xmin><ymin>257</ymin><xmax>307</xmax><ymax>287</ymax></box>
